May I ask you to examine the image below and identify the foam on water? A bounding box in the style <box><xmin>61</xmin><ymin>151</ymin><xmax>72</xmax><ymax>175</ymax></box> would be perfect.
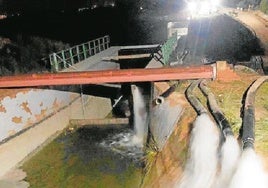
<box><xmin>99</xmin><ymin>129</ymin><xmax>144</xmax><ymax>163</ymax></box>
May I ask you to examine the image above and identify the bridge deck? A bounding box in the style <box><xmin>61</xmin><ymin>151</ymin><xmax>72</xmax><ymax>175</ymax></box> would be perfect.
<box><xmin>62</xmin><ymin>44</ymin><xmax>160</xmax><ymax>72</ymax></box>
<box><xmin>62</xmin><ymin>46</ymin><xmax>121</xmax><ymax>72</ymax></box>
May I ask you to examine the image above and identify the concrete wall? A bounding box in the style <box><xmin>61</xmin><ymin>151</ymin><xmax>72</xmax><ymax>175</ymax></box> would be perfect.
<box><xmin>150</xmin><ymin>82</ymin><xmax>184</xmax><ymax>150</ymax></box>
<box><xmin>0</xmin><ymin>89</ymin><xmax>112</xmax><ymax>178</ymax></box>
<box><xmin>145</xmin><ymin>58</ymin><xmax>184</xmax><ymax>150</ymax></box>
<box><xmin>142</xmin><ymin>82</ymin><xmax>189</xmax><ymax>188</ymax></box>
<box><xmin>0</xmin><ymin>89</ymin><xmax>73</xmax><ymax>142</ymax></box>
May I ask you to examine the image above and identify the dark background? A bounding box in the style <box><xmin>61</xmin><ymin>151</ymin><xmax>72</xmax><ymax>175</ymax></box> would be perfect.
<box><xmin>0</xmin><ymin>0</ymin><xmax>265</xmax><ymax>76</ymax></box>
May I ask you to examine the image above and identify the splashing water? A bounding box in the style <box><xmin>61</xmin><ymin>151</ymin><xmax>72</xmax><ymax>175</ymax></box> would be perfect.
<box><xmin>100</xmin><ymin>85</ymin><xmax>148</xmax><ymax>163</ymax></box>
<box><xmin>213</xmin><ymin>135</ymin><xmax>241</xmax><ymax>188</ymax></box>
<box><xmin>99</xmin><ymin>129</ymin><xmax>144</xmax><ymax>163</ymax></box>
<box><xmin>229</xmin><ymin>148</ymin><xmax>268</xmax><ymax>188</ymax></box>
<box><xmin>177</xmin><ymin>113</ymin><xmax>220</xmax><ymax>188</ymax></box>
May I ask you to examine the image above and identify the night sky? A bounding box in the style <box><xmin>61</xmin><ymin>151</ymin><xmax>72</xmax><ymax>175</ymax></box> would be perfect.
<box><xmin>0</xmin><ymin>0</ymin><xmax>185</xmax><ymax>13</ymax></box>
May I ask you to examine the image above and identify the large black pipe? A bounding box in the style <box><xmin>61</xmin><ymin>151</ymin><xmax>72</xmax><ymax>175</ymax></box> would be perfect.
<box><xmin>199</xmin><ymin>80</ymin><xmax>234</xmax><ymax>138</ymax></box>
<box><xmin>185</xmin><ymin>80</ymin><xmax>207</xmax><ymax>115</ymax></box>
<box><xmin>242</xmin><ymin>76</ymin><xmax>268</xmax><ymax>150</ymax></box>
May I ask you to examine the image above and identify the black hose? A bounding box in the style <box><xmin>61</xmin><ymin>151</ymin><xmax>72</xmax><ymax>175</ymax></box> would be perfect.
<box><xmin>160</xmin><ymin>82</ymin><xmax>179</xmax><ymax>98</ymax></box>
<box><xmin>185</xmin><ymin>80</ymin><xmax>207</xmax><ymax>115</ymax></box>
<box><xmin>242</xmin><ymin>76</ymin><xmax>268</xmax><ymax>150</ymax></box>
<box><xmin>199</xmin><ymin>80</ymin><xmax>234</xmax><ymax>137</ymax></box>
<box><xmin>153</xmin><ymin>82</ymin><xmax>180</xmax><ymax>105</ymax></box>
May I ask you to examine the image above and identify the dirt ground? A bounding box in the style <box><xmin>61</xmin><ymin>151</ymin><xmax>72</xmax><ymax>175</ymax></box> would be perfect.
<box><xmin>232</xmin><ymin>9</ymin><xmax>268</xmax><ymax>69</ymax></box>
<box><xmin>236</xmin><ymin>10</ymin><xmax>268</xmax><ymax>49</ymax></box>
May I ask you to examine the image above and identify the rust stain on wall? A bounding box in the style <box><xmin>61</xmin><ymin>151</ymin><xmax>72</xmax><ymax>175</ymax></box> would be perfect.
<box><xmin>0</xmin><ymin>104</ymin><xmax>6</xmax><ymax>113</ymax></box>
<box><xmin>35</xmin><ymin>108</ymin><xmax>48</xmax><ymax>121</ymax></box>
<box><xmin>0</xmin><ymin>89</ymin><xmax>30</xmax><ymax>100</ymax></box>
<box><xmin>20</xmin><ymin>101</ymin><xmax>32</xmax><ymax>115</ymax></box>
<box><xmin>53</xmin><ymin>99</ymin><xmax>60</xmax><ymax>110</ymax></box>
<box><xmin>12</xmin><ymin>116</ymin><xmax>22</xmax><ymax>124</ymax></box>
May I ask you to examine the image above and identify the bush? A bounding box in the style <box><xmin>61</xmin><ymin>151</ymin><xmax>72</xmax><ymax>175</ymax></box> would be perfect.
<box><xmin>260</xmin><ymin>0</ymin><xmax>268</xmax><ymax>13</ymax></box>
<box><xmin>0</xmin><ymin>36</ymin><xmax>69</xmax><ymax>76</ymax></box>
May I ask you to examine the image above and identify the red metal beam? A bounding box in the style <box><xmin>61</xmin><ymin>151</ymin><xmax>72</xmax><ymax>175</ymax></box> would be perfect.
<box><xmin>0</xmin><ymin>66</ymin><xmax>214</xmax><ymax>88</ymax></box>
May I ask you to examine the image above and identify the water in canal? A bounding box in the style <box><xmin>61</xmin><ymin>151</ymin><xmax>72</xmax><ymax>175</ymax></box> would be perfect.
<box><xmin>22</xmin><ymin>127</ymin><xmax>144</xmax><ymax>188</ymax></box>
<box><xmin>22</xmin><ymin>86</ymin><xmax>148</xmax><ymax>188</ymax></box>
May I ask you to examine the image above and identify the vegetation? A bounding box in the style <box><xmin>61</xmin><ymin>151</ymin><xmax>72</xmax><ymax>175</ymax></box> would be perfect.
<box><xmin>260</xmin><ymin>0</ymin><xmax>268</xmax><ymax>14</ymax></box>
<box><xmin>254</xmin><ymin>81</ymin><xmax>268</xmax><ymax>153</ymax></box>
<box><xmin>143</xmin><ymin>139</ymin><xmax>158</xmax><ymax>177</ymax></box>
<box><xmin>0</xmin><ymin>36</ymin><xmax>69</xmax><ymax>76</ymax></box>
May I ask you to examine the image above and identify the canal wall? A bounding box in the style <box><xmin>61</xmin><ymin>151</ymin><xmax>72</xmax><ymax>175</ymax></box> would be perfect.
<box><xmin>150</xmin><ymin>82</ymin><xmax>184</xmax><ymax>150</ymax></box>
<box><xmin>143</xmin><ymin>81</ymin><xmax>191</xmax><ymax>188</ymax></box>
<box><xmin>146</xmin><ymin>57</ymin><xmax>185</xmax><ymax>150</ymax></box>
<box><xmin>0</xmin><ymin>45</ymin><xmax>120</xmax><ymax>178</ymax></box>
<box><xmin>0</xmin><ymin>89</ymin><xmax>112</xmax><ymax>178</ymax></box>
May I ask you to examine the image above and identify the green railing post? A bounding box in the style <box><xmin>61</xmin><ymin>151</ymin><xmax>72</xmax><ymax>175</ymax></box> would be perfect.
<box><xmin>52</xmin><ymin>53</ymin><xmax>59</xmax><ymax>72</ymax></box>
<box><xmin>88</xmin><ymin>42</ymin><xmax>92</xmax><ymax>56</ymax></box>
<box><xmin>61</xmin><ymin>51</ymin><xmax>67</xmax><ymax>68</ymax></box>
<box><xmin>76</xmin><ymin>46</ymin><xmax>80</xmax><ymax>62</ymax></box>
<box><xmin>82</xmin><ymin>44</ymin><xmax>87</xmax><ymax>59</ymax></box>
<box><xmin>69</xmin><ymin>49</ymin><xmax>74</xmax><ymax>65</ymax></box>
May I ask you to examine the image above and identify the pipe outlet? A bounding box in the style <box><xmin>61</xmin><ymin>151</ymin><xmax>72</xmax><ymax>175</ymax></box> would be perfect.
<box><xmin>154</xmin><ymin>96</ymin><xmax>165</xmax><ymax>105</ymax></box>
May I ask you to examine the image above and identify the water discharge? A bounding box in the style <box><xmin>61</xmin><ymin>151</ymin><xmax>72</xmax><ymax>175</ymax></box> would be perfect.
<box><xmin>213</xmin><ymin>135</ymin><xmax>241</xmax><ymax>188</ymax></box>
<box><xmin>229</xmin><ymin>148</ymin><xmax>268</xmax><ymax>188</ymax></box>
<box><xmin>176</xmin><ymin>114</ymin><xmax>268</xmax><ymax>188</ymax></box>
<box><xmin>177</xmin><ymin>113</ymin><xmax>220</xmax><ymax>188</ymax></box>
<box><xmin>100</xmin><ymin>85</ymin><xmax>148</xmax><ymax>162</ymax></box>
<box><xmin>131</xmin><ymin>85</ymin><xmax>148</xmax><ymax>147</ymax></box>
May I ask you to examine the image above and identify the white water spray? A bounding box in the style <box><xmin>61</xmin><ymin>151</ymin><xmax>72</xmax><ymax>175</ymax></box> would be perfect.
<box><xmin>177</xmin><ymin>113</ymin><xmax>220</xmax><ymax>188</ymax></box>
<box><xmin>131</xmin><ymin>85</ymin><xmax>148</xmax><ymax>147</ymax></box>
<box><xmin>229</xmin><ymin>148</ymin><xmax>268</xmax><ymax>188</ymax></box>
<box><xmin>99</xmin><ymin>85</ymin><xmax>148</xmax><ymax>161</ymax></box>
<box><xmin>213</xmin><ymin>135</ymin><xmax>241</xmax><ymax>188</ymax></box>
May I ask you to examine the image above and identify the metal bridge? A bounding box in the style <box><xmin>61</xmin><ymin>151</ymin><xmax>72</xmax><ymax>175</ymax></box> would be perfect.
<box><xmin>0</xmin><ymin>35</ymin><xmax>215</xmax><ymax>88</ymax></box>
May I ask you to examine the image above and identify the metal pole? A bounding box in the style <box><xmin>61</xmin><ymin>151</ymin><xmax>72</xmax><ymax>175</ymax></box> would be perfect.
<box><xmin>76</xmin><ymin>46</ymin><xmax>81</xmax><ymax>62</ymax></box>
<box><xmin>69</xmin><ymin>49</ymin><xmax>74</xmax><ymax>65</ymax></box>
<box><xmin>0</xmin><ymin>66</ymin><xmax>215</xmax><ymax>88</ymax></box>
<box><xmin>52</xmin><ymin>53</ymin><xmax>59</xmax><ymax>72</ymax></box>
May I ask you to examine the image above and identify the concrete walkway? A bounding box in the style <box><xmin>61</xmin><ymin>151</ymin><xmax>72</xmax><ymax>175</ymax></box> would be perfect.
<box><xmin>0</xmin><ymin>169</ymin><xmax>29</xmax><ymax>188</ymax></box>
